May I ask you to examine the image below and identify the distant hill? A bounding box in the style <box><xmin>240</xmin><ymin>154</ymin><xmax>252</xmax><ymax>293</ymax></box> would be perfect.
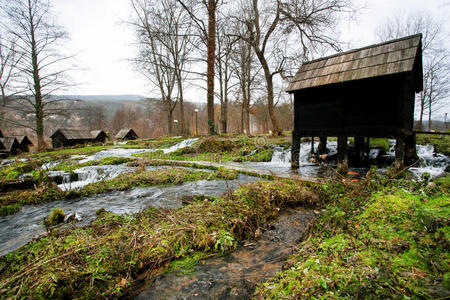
<box><xmin>55</xmin><ymin>95</ymin><xmax>146</xmax><ymax>102</ymax></box>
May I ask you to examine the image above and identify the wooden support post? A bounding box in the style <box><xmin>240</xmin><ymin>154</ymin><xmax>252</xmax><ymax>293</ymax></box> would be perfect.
<box><xmin>394</xmin><ymin>135</ymin><xmax>405</xmax><ymax>170</ymax></box>
<box><xmin>291</xmin><ymin>131</ymin><xmax>300</xmax><ymax>169</ymax></box>
<box><xmin>310</xmin><ymin>136</ymin><xmax>314</xmax><ymax>154</ymax></box>
<box><xmin>354</xmin><ymin>137</ymin><xmax>365</xmax><ymax>165</ymax></box>
<box><xmin>337</xmin><ymin>136</ymin><xmax>348</xmax><ymax>174</ymax></box>
<box><xmin>318</xmin><ymin>136</ymin><xmax>327</xmax><ymax>154</ymax></box>
<box><xmin>404</xmin><ymin>133</ymin><xmax>418</xmax><ymax>165</ymax></box>
<box><xmin>365</xmin><ymin>137</ymin><xmax>370</xmax><ymax>164</ymax></box>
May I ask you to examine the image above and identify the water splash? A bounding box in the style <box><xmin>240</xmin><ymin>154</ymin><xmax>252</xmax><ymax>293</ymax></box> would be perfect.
<box><xmin>58</xmin><ymin>164</ymin><xmax>136</xmax><ymax>191</ymax></box>
<box><xmin>162</xmin><ymin>138</ymin><xmax>198</xmax><ymax>154</ymax></box>
<box><xmin>409</xmin><ymin>145</ymin><xmax>449</xmax><ymax>179</ymax></box>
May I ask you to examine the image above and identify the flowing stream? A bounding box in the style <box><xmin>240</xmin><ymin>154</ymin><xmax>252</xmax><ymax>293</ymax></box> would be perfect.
<box><xmin>0</xmin><ymin>138</ymin><xmax>447</xmax><ymax>257</ymax></box>
<box><xmin>0</xmin><ymin>172</ymin><xmax>258</xmax><ymax>256</ymax></box>
<box><xmin>230</xmin><ymin>141</ymin><xmax>448</xmax><ymax>180</ymax></box>
<box><xmin>134</xmin><ymin>208</ymin><xmax>317</xmax><ymax>299</ymax></box>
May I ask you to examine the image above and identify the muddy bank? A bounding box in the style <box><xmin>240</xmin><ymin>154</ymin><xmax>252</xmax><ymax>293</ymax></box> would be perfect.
<box><xmin>134</xmin><ymin>208</ymin><xmax>316</xmax><ymax>299</ymax></box>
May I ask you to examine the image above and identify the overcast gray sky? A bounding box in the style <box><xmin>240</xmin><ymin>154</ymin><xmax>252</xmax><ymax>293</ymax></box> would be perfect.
<box><xmin>52</xmin><ymin>0</ymin><xmax>450</xmax><ymax>117</ymax></box>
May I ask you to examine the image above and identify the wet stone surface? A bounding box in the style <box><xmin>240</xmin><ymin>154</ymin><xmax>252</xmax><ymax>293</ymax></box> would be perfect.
<box><xmin>134</xmin><ymin>209</ymin><xmax>316</xmax><ymax>300</ymax></box>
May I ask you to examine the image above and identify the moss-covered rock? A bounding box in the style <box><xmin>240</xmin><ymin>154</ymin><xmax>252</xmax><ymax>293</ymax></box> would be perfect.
<box><xmin>44</xmin><ymin>208</ymin><xmax>65</xmax><ymax>228</ymax></box>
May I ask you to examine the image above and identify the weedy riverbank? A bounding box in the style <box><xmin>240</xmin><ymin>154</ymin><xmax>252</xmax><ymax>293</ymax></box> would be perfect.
<box><xmin>256</xmin><ymin>172</ymin><xmax>449</xmax><ymax>298</ymax></box>
<box><xmin>0</xmin><ymin>180</ymin><xmax>318</xmax><ymax>298</ymax></box>
<box><xmin>0</xmin><ymin>167</ymin><xmax>238</xmax><ymax>215</ymax></box>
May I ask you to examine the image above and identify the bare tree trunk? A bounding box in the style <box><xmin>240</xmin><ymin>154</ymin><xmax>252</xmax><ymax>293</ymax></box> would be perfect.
<box><xmin>29</xmin><ymin>5</ymin><xmax>45</xmax><ymax>151</ymax></box>
<box><xmin>0</xmin><ymin>87</ymin><xmax>6</xmax><ymax>128</ymax></box>
<box><xmin>167</xmin><ymin>107</ymin><xmax>173</xmax><ymax>135</ymax></box>
<box><xmin>220</xmin><ymin>65</ymin><xmax>229</xmax><ymax>133</ymax></box>
<box><xmin>177</xmin><ymin>76</ymin><xmax>186</xmax><ymax>135</ymax></box>
<box><xmin>206</xmin><ymin>0</ymin><xmax>216</xmax><ymax>135</ymax></box>
<box><xmin>428</xmin><ymin>99</ymin><xmax>432</xmax><ymax>131</ymax></box>
<box><xmin>419</xmin><ymin>93</ymin><xmax>425</xmax><ymax>129</ymax></box>
<box><xmin>245</xmin><ymin>74</ymin><xmax>251</xmax><ymax>134</ymax></box>
<box><xmin>220</xmin><ymin>100</ymin><xmax>227</xmax><ymax>133</ymax></box>
<box><xmin>256</xmin><ymin>51</ymin><xmax>280</xmax><ymax>135</ymax></box>
<box><xmin>240</xmin><ymin>102</ymin><xmax>244</xmax><ymax>133</ymax></box>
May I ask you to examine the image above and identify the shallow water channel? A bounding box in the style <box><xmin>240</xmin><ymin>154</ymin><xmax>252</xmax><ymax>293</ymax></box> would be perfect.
<box><xmin>229</xmin><ymin>141</ymin><xmax>449</xmax><ymax>180</ymax></box>
<box><xmin>134</xmin><ymin>208</ymin><xmax>317</xmax><ymax>299</ymax></box>
<box><xmin>0</xmin><ymin>172</ymin><xmax>258</xmax><ymax>257</ymax></box>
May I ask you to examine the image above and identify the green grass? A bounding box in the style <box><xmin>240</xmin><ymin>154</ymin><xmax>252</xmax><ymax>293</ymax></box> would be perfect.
<box><xmin>369</xmin><ymin>138</ymin><xmax>391</xmax><ymax>153</ymax></box>
<box><xmin>0</xmin><ymin>161</ymin><xmax>34</xmax><ymax>181</ymax></box>
<box><xmin>0</xmin><ymin>180</ymin><xmax>319</xmax><ymax>298</ymax></box>
<box><xmin>132</xmin><ymin>136</ymin><xmax>279</xmax><ymax>163</ymax></box>
<box><xmin>256</xmin><ymin>173</ymin><xmax>450</xmax><ymax>298</ymax></box>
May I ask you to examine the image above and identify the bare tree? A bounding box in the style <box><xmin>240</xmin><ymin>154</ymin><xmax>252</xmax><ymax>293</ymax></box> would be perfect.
<box><xmin>231</xmin><ymin>35</ymin><xmax>261</xmax><ymax>134</ymax></box>
<box><xmin>111</xmin><ymin>105</ymin><xmax>139</xmax><ymax>134</ymax></box>
<box><xmin>131</xmin><ymin>0</ymin><xmax>193</xmax><ymax>135</ymax></box>
<box><xmin>235</xmin><ymin>0</ymin><xmax>353</xmax><ymax>135</ymax></box>
<box><xmin>0</xmin><ymin>34</ymin><xmax>22</xmax><ymax>127</ymax></box>
<box><xmin>215</xmin><ymin>18</ymin><xmax>238</xmax><ymax>134</ymax></box>
<box><xmin>176</xmin><ymin>0</ymin><xmax>221</xmax><ymax>135</ymax></box>
<box><xmin>376</xmin><ymin>11</ymin><xmax>450</xmax><ymax>130</ymax></box>
<box><xmin>82</xmin><ymin>104</ymin><xmax>107</xmax><ymax>131</ymax></box>
<box><xmin>0</xmin><ymin>0</ymin><xmax>74</xmax><ymax>150</ymax></box>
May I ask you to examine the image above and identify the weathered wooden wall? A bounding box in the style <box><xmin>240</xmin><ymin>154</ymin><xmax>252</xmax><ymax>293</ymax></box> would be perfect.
<box><xmin>293</xmin><ymin>73</ymin><xmax>415</xmax><ymax>138</ymax></box>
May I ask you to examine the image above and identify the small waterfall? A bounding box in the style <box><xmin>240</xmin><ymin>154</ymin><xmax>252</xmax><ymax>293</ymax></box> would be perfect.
<box><xmin>42</xmin><ymin>160</ymin><xmax>63</xmax><ymax>170</ymax></box>
<box><xmin>270</xmin><ymin>146</ymin><xmax>290</xmax><ymax>164</ymax></box>
<box><xmin>410</xmin><ymin>145</ymin><xmax>449</xmax><ymax>179</ymax></box>
<box><xmin>163</xmin><ymin>138</ymin><xmax>198</xmax><ymax>154</ymax></box>
<box><xmin>58</xmin><ymin>164</ymin><xmax>136</xmax><ymax>191</ymax></box>
<box><xmin>369</xmin><ymin>149</ymin><xmax>380</xmax><ymax>160</ymax></box>
<box><xmin>270</xmin><ymin>141</ymin><xmax>338</xmax><ymax>165</ymax></box>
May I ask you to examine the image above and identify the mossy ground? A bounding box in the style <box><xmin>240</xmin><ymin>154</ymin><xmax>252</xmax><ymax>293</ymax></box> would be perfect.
<box><xmin>256</xmin><ymin>173</ymin><xmax>450</xmax><ymax>299</ymax></box>
<box><xmin>0</xmin><ymin>134</ymin><xmax>448</xmax><ymax>298</ymax></box>
<box><xmin>0</xmin><ymin>180</ymin><xmax>318</xmax><ymax>298</ymax></box>
<box><xmin>132</xmin><ymin>135</ymin><xmax>291</xmax><ymax>163</ymax></box>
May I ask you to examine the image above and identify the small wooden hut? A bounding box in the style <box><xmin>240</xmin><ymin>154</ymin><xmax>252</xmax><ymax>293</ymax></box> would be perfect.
<box><xmin>12</xmin><ymin>136</ymin><xmax>33</xmax><ymax>153</ymax></box>
<box><xmin>50</xmin><ymin>128</ymin><xmax>107</xmax><ymax>149</ymax></box>
<box><xmin>115</xmin><ymin>129</ymin><xmax>139</xmax><ymax>141</ymax></box>
<box><xmin>0</xmin><ymin>137</ymin><xmax>21</xmax><ymax>155</ymax></box>
<box><xmin>287</xmin><ymin>34</ymin><xmax>423</xmax><ymax>172</ymax></box>
<box><xmin>90</xmin><ymin>130</ymin><xmax>108</xmax><ymax>143</ymax></box>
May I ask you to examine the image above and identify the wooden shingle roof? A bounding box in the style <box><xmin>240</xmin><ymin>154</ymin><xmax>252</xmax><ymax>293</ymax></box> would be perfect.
<box><xmin>12</xmin><ymin>136</ymin><xmax>32</xmax><ymax>146</ymax></box>
<box><xmin>50</xmin><ymin>129</ymin><xmax>96</xmax><ymax>140</ymax></box>
<box><xmin>286</xmin><ymin>34</ymin><xmax>423</xmax><ymax>92</ymax></box>
<box><xmin>0</xmin><ymin>137</ymin><xmax>20</xmax><ymax>152</ymax></box>
<box><xmin>115</xmin><ymin>129</ymin><xmax>136</xmax><ymax>139</ymax></box>
<box><xmin>90</xmin><ymin>130</ymin><xmax>106</xmax><ymax>139</ymax></box>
